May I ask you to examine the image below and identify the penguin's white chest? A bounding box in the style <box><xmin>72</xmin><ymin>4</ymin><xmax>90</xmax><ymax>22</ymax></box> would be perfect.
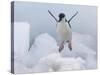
<box><xmin>57</xmin><ymin>22</ymin><xmax>72</xmax><ymax>42</ymax></box>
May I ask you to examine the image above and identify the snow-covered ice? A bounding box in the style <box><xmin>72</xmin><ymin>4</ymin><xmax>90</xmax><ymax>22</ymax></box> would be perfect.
<box><xmin>14</xmin><ymin>32</ymin><xmax>97</xmax><ymax>74</ymax></box>
<box><xmin>35</xmin><ymin>53</ymin><xmax>85</xmax><ymax>72</ymax></box>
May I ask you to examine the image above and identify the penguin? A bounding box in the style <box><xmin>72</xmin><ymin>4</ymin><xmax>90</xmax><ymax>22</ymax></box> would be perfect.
<box><xmin>57</xmin><ymin>13</ymin><xmax>72</xmax><ymax>52</ymax></box>
<box><xmin>48</xmin><ymin>10</ymin><xmax>78</xmax><ymax>52</ymax></box>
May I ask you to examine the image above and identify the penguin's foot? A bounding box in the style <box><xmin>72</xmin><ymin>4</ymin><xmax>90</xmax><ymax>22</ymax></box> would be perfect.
<box><xmin>69</xmin><ymin>47</ymin><xmax>72</xmax><ymax>51</ymax></box>
<box><xmin>68</xmin><ymin>43</ymin><xmax>72</xmax><ymax>51</ymax></box>
<box><xmin>59</xmin><ymin>44</ymin><xmax>64</xmax><ymax>52</ymax></box>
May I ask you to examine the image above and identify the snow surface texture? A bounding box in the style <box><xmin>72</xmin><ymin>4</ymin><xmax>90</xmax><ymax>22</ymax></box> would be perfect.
<box><xmin>33</xmin><ymin>53</ymin><xmax>85</xmax><ymax>72</ymax></box>
<box><xmin>14</xmin><ymin>23</ymin><xmax>97</xmax><ymax>73</ymax></box>
<box><xmin>14</xmin><ymin>33</ymin><xmax>97</xmax><ymax>73</ymax></box>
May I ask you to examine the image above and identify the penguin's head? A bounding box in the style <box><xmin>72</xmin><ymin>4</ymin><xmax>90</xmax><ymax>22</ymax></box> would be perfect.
<box><xmin>59</xmin><ymin>13</ymin><xmax>65</xmax><ymax>19</ymax></box>
<box><xmin>59</xmin><ymin>13</ymin><xmax>66</xmax><ymax>22</ymax></box>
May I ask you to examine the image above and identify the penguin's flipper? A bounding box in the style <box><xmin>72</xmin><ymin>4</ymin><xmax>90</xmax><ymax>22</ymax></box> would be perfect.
<box><xmin>48</xmin><ymin>10</ymin><xmax>58</xmax><ymax>22</ymax></box>
<box><xmin>68</xmin><ymin>11</ymin><xmax>78</xmax><ymax>23</ymax></box>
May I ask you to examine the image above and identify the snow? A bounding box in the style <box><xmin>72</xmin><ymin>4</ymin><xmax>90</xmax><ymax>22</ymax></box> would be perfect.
<box><xmin>21</xmin><ymin>34</ymin><xmax>59</xmax><ymax>70</ymax></box>
<box><xmin>36</xmin><ymin>53</ymin><xmax>85</xmax><ymax>72</ymax></box>
<box><xmin>14</xmin><ymin>31</ymin><xmax>97</xmax><ymax>74</ymax></box>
